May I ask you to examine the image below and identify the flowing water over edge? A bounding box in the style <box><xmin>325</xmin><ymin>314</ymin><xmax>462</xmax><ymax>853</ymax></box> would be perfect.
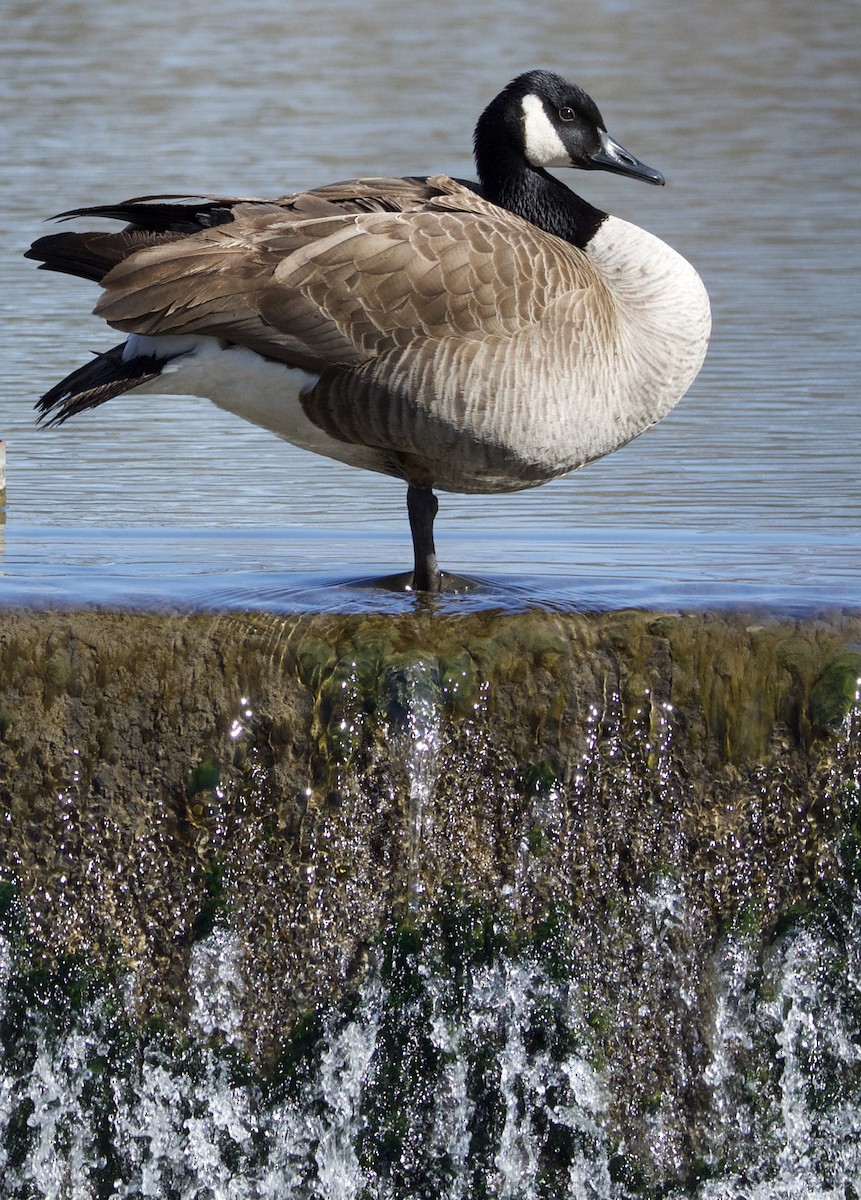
<box><xmin>1</xmin><ymin>610</ymin><xmax>860</xmax><ymax>1196</ymax></box>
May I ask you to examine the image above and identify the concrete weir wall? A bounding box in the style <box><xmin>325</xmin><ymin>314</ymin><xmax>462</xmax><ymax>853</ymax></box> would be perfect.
<box><xmin>0</xmin><ymin>606</ymin><xmax>860</xmax><ymax>1052</ymax></box>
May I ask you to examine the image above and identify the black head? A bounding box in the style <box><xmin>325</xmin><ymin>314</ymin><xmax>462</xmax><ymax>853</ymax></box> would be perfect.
<box><xmin>474</xmin><ymin>70</ymin><xmax>665</xmax><ymax>189</ymax></box>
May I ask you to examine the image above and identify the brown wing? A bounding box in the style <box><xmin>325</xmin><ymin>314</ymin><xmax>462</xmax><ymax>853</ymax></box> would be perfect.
<box><xmin>92</xmin><ymin>176</ymin><xmax>613</xmax><ymax>461</ymax></box>
<box><xmin>95</xmin><ymin>175</ymin><xmax>599</xmax><ymax>351</ymax></box>
<box><xmin>89</xmin><ymin>176</ymin><xmax>452</xmax><ymax>368</ymax></box>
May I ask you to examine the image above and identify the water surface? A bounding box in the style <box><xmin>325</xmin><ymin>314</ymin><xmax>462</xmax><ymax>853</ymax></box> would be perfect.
<box><xmin>2</xmin><ymin>0</ymin><xmax>859</xmax><ymax>611</ymax></box>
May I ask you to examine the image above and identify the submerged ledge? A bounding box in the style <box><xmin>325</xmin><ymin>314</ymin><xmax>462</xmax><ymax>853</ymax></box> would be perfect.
<box><xmin>3</xmin><ymin>604</ymin><xmax>860</xmax><ymax>765</ymax></box>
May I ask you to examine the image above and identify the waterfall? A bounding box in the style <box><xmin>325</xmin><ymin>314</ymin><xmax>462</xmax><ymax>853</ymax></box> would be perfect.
<box><xmin>1</xmin><ymin>609</ymin><xmax>860</xmax><ymax>1196</ymax></box>
<box><xmin>1</xmin><ymin>902</ymin><xmax>860</xmax><ymax>1197</ymax></box>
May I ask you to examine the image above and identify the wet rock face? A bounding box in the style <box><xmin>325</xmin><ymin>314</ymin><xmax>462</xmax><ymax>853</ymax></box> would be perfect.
<box><xmin>0</xmin><ymin>607</ymin><xmax>860</xmax><ymax>1189</ymax></box>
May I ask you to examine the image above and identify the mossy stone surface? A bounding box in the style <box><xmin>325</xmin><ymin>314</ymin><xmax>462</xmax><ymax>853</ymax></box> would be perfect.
<box><xmin>809</xmin><ymin>649</ymin><xmax>861</xmax><ymax>732</ymax></box>
<box><xmin>0</xmin><ymin>605</ymin><xmax>859</xmax><ymax>1065</ymax></box>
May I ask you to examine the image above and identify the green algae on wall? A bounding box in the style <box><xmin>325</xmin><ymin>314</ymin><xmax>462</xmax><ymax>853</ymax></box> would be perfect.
<box><xmin>1</xmin><ymin>607</ymin><xmax>861</xmax><ymax>1191</ymax></box>
<box><xmin>0</xmin><ymin>606</ymin><xmax>859</xmax><ymax>1026</ymax></box>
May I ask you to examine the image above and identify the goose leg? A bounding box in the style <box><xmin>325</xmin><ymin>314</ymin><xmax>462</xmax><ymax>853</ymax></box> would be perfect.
<box><xmin>407</xmin><ymin>485</ymin><xmax>440</xmax><ymax>593</ymax></box>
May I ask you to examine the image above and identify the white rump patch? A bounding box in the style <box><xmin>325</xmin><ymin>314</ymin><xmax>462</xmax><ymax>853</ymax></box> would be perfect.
<box><xmin>521</xmin><ymin>93</ymin><xmax>571</xmax><ymax>168</ymax></box>
<box><xmin>119</xmin><ymin>334</ymin><xmax>388</xmax><ymax>475</ymax></box>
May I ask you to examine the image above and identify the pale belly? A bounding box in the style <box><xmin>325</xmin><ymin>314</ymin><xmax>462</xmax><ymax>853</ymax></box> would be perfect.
<box><xmin>123</xmin><ymin>335</ymin><xmax>394</xmax><ymax>477</ymax></box>
<box><xmin>121</xmin><ymin>334</ymin><xmax>556</xmax><ymax>495</ymax></box>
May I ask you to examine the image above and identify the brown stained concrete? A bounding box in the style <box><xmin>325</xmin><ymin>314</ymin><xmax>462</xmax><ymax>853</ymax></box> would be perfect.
<box><xmin>0</xmin><ymin>607</ymin><xmax>860</xmax><ymax>1059</ymax></box>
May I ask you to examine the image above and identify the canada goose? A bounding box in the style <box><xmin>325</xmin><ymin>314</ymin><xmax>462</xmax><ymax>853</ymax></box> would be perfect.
<box><xmin>27</xmin><ymin>70</ymin><xmax>710</xmax><ymax>593</ymax></box>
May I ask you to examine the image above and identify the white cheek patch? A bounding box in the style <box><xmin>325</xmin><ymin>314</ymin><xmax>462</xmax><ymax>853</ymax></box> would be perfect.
<box><xmin>521</xmin><ymin>93</ymin><xmax>571</xmax><ymax>168</ymax></box>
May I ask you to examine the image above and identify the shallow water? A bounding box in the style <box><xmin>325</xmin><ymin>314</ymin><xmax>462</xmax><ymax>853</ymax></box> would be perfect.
<box><xmin>2</xmin><ymin>0</ymin><xmax>859</xmax><ymax>611</ymax></box>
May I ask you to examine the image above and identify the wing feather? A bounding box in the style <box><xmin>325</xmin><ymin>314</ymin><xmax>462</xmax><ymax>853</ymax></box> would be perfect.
<box><xmin>89</xmin><ymin>177</ymin><xmax>616</xmax><ymax>465</ymax></box>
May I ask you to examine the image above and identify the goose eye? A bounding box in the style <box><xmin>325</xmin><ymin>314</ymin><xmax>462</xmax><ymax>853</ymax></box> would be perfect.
<box><xmin>559</xmin><ymin>107</ymin><xmax>576</xmax><ymax>121</ymax></box>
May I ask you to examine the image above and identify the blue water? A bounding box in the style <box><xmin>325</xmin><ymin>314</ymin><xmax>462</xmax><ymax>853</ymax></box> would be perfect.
<box><xmin>2</xmin><ymin>0</ymin><xmax>859</xmax><ymax>612</ymax></box>
<box><xmin>1</xmin><ymin>524</ymin><xmax>859</xmax><ymax>614</ymax></box>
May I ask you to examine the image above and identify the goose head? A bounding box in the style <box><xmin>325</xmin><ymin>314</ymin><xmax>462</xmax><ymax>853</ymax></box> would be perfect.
<box><xmin>474</xmin><ymin>70</ymin><xmax>665</xmax><ymax>200</ymax></box>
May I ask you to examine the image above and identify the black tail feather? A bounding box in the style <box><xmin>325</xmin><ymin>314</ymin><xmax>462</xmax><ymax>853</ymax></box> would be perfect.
<box><xmin>36</xmin><ymin>344</ymin><xmax>163</xmax><ymax>426</ymax></box>
<box><xmin>24</xmin><ymin>195</ymin><xmax>237</xmax><ymax>283</ymax></box>
<box><xmin>52</xmin><ymin>196</ymin><xmax>238</xmax><ymax>233</ymax></box>
<box><xmin>27</xmin><ymin>195</ymin><xmax>238</xmax><ymax>424</ymax></box>
<box><xmin>25</xmin><ymin>228</ymin><xmax>185</xmax><ymax>283</ymax></box>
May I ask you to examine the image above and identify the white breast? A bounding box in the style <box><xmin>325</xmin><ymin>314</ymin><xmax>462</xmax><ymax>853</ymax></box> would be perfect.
<box><xmin>580</xmin><ymin>216</ymin><xmax>711</xmax><ymax>444</ymax></box>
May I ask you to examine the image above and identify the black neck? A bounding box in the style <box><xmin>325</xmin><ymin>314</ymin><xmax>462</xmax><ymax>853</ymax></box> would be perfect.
<box><xmin>475</xmin><ymin>145</ymin><xmax>607</xmax><ymax>251</ymax></box>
